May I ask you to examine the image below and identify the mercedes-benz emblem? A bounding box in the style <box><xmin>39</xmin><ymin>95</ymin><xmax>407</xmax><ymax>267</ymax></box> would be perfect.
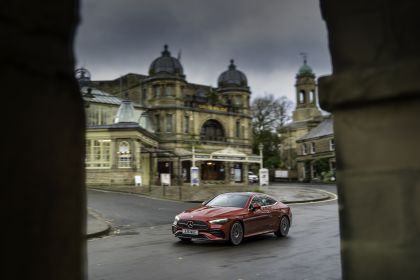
<box><xmin>187</xmin><ymin>221</ymin><xmax>194</xmax><ymax>229</ymax></box>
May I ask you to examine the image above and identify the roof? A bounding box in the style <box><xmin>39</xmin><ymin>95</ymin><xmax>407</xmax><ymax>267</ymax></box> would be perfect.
<box><xmin>282</xmin><ymin>120</ymin><xmax>311</xmax><ymax>129</ymax></box>
<box><xmin>217</xmin><ymin>59</ymin><xmax>248</xmax><ymax>88</ymax></box>
<box><xmin>298</xmin><ymin>63</ymin><xmax>314</xmax><ymax>76</ymax></box>
<box><xmin>297</xmin><ymin>118</ymin><xmax>334</xmax><ymax>141</ymax></box>
<box><xmin>87</xmin><ymin>123</ymin><xmax>158</xmax><ymax>141</ymax></box>
<box><xmin>81</xmin><ymin>86</ymin><xmax>142</xmax><ymax>107</ymax></box>
<box><xmin>82</xmin><ymin>87</ymin><xmax>121</xmax><ymax>105</ymax></box>
<box><xmin>149</xmin><ymin>45</ymin><xmax>184</xmax><ymax>76</ymax></box>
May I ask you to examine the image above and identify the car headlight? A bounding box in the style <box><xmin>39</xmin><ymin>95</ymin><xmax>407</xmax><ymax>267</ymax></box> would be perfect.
<box><xmin>174</xmin><ymin>215</ymin><xmax>180</xmax><ymax>225</ymax></box>
<box><xmin>209</xmin><ymin>218</ymin><xmax>229</xmax><ymax>225</ymax></box>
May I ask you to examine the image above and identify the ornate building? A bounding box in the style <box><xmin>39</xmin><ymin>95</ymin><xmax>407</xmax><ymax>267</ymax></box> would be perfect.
<box><xmin>279</xmin><ymin>57</ymin><xmax>335</xmax><ymax>181</ymax></box>
<box><xmin>80</xmin><ymin>45</ymin><xmax>261</xmax><ymax>187</ymax></box>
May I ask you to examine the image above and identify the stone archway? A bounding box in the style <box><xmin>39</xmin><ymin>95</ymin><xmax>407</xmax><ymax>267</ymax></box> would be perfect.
<box><xmin>200</xmin><ymin>119</ymin><xmax>226</xmax><ymax>141</ymax></box>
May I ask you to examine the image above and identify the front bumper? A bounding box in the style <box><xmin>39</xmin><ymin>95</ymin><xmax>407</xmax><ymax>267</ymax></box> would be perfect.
<box><xmin>172</xmin><ymin>221</ymin><xmax>229</xmax><ymax>241</ymax></box>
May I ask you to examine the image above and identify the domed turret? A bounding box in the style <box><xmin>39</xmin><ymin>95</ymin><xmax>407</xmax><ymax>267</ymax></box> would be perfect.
<box><xmin>298</xmin><ymin>63</ymin><xmax>314</xmax><ymax>76</ymax></box>
<box><xmin>296</xmin><ymin>54</ymin><xmax>315</xmax><ymax>78</ymax></box>
<box><xmin>217</xmin><ymin>59</ymin><xmax>248</xmax><ymax>89</ymax></box>
<box><xmin>75</xmin><ymin>67</ymin><xmax>91</xmax><ymax>86</ymax></box>
<box><xmin>149</xmin><ymin>45</ymin><xmax>184</xmax><ymax>77</ymax></box>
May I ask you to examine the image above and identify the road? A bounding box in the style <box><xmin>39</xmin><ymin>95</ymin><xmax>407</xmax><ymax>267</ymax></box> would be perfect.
<box><xmin>87</xmin><ymin>189</ymin><xmax>341</xmax><ymax>280</ymax></box>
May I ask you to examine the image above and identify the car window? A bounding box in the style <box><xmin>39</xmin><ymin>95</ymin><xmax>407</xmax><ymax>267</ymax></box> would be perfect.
<box><xmin>263</xmin><ymin>196</ymin><xmax>277</xmax><ymax>206</ymax></box>
<box><xmin>249</xmin><ymin>196</ymin><xmax>263</xmax><ymax>208</ymax></box>
<box><xmin>206</xmin><ymin>193</ymin><xmax>250</xmax><ymax>208</ymax></box>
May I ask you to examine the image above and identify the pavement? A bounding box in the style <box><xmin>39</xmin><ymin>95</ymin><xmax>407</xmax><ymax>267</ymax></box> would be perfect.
<box><xmin>86</xmin><ymin>183</ymin><xmax>337</xmax><ymax>239</ymax></box>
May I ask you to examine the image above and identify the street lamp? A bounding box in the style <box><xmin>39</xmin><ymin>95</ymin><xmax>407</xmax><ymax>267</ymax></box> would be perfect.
<box><xmin>258</xmin><ymin>143</ymin><xmax>264</xmax><ymax>169</ymax></box>
<box><xmin>192</xmin><ymin>144</ymin><xmax>196</xmax><ymax>168</ymax></box>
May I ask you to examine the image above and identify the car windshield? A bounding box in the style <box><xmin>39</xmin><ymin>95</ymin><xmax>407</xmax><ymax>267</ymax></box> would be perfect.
<box><xmin>206</xmin><ymin>193</ymin><xmax>250</xmax><ymax>208</ymax></box>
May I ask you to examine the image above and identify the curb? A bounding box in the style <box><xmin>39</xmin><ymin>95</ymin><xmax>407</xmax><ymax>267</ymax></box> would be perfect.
<box><xmin>87</xmin><ymin>225</ymin><xmax>111</xmax><ymax>239</ymax></box>
<box><xmin>87</xmin><ymin>209</ymin><xmax>112</xmax><ymax>239</ymax></box>
<box><xmin>87</xmin><ymin>186</ymin><xmax>337</xmax><ymax>205</ymax></box>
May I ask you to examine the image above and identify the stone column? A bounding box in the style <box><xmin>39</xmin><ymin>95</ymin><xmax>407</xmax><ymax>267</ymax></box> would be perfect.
<box><xmin>243</xmin><ymin>163</ymin><xmax>249</xmax><ymax>186</ymax></box>
<box><xmin>3</xmin><ymin>0</ymin><xmax>85</xmax><ymax>279</ymax></box>
<box><xmin>319</xmin><ymin>1</ymin><xmax>420</xmax><ymax>279</ymax></box>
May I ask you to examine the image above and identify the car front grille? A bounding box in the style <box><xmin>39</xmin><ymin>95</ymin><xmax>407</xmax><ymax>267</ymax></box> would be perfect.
<box><xmin>177</xmin><ymin>219</ymin><xmax>208</xmax><ymax>230</ymax></box>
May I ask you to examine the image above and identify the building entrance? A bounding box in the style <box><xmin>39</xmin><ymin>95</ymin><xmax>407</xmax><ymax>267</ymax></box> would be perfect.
<box><xmin>201</xmin><ymin>161</ymin><xmax>225</xmax><ymax>181</ymax></box>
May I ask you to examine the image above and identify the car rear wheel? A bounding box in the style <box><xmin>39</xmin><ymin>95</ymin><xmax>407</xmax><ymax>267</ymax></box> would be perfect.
<box><xmin>275</xmin><ymin>216</ymin><xmax>290</xmax><ymax>237</ymax></box>
<box><xmin>229</xmin><ymin>221</ymin><xmax>244</xmax><ymax>245</ymax></box>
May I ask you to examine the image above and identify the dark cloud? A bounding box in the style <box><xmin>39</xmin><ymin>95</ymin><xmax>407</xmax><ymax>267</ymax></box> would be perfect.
<box><xmin>75</xmin><ymin>0</ymin><xmax>331</xmax><ymax>100</ymax></box>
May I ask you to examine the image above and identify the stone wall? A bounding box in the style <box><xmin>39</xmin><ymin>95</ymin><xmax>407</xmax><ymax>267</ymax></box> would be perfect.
<box><xmin>3</xmin><ymin>0</ymin><xmax>85</xmax><ymax>279</ymax></box>
<box><xmin>319</xmin><ymin>0</ymin><xmax>420</xmax><ymax>278</ymax></box>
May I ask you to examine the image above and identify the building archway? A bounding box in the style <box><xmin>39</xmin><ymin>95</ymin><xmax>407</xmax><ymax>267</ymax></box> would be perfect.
<box><xmin>200</xmin><ymin>119</ymin><xmax>226</xmax><ymax>141</ymax></box>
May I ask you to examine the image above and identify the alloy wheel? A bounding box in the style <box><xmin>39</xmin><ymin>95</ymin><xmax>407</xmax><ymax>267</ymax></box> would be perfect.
<box><xmin>230</xmin><ymin>221</ymin><xmax>243</xmax><ymax>245</ymax></box>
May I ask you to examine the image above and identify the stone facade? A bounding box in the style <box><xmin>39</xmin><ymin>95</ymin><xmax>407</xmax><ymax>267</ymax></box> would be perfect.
<box><xmin>81</xmin><ymin>46</ymin><xmax>260</xmax><ymax>187</ymax></box>
<box><xmin>296</xmin><ymin>117</ymin><xmax>335</xmax><ymax>181</ymax></box>
<box><xmin>279</xmin><ymin>59</ymin><xmax>326</xmax><ymax>177</ymax></box>
<box><xmin>319</xmin><ymin>0</ymin><xmax>420</xmax><ymax>278</ymax></box>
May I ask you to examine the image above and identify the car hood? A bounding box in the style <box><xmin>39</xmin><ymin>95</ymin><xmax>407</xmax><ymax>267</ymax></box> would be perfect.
<box><xmin>179</xmin><ymin>206</ymin><xmax>244</xmax><ymax>220</ymax></box>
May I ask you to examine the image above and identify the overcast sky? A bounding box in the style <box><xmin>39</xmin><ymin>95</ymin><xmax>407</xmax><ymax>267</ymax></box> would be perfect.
<box><xmin>75</xmin><ymin>0</ymin><xmax>331</xmax><ymax>103</ymax></box>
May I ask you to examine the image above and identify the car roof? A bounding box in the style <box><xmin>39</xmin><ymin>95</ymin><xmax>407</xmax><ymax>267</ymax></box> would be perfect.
<box><xmin>219</xmin><ymin>192</ymin><xmax>271</xmax><ymax>197</ymax></box>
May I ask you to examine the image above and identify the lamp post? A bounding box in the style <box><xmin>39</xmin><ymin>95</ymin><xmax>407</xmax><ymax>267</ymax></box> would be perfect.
<box><xmin>192</xmin><ymin>144</ymin><xmax>196</xmax><ymax>168</ymax></box>
<box><xmin>258</xmin><ymin>143</ymin><xmax>264</xmax><ymax>169</ymax></box>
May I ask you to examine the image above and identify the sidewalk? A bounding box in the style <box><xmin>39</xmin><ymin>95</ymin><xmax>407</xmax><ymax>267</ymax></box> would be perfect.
<box><xmin>86</xmin><ymin>183</ymin><xmax>336</xmax><ymax>238</ymax></box>
<box><xmin>87</xmin><ymin>209</ymin><xmax>111</xmax><ymax>239</ymax></box>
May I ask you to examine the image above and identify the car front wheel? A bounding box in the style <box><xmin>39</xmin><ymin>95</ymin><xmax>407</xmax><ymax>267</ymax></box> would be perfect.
<box><xmin>275</xmin><ymin>216</ymin><xmax>290</xmax><ymax>237</ymax></box>
<box><xmin>229</xmin><ymin>221</ymin><xmax>244</xmax><ymax>245</ymax></box>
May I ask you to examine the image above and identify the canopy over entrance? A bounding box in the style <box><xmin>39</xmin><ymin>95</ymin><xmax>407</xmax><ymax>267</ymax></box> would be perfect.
<box><xmin>178</xmin><ymin>147</ymin><xmax>261</xmax><ymax>163</ymax></box>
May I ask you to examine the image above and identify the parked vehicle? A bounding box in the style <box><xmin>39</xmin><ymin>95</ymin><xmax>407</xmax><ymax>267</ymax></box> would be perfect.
<box><xmin>248</xmin><ymin>171</ymin><xmax>258</xmax><ymax>183</ymax></box>
<box><xmin>172</xmin><ymin>192</ymin><xmax>292</xmax><ymax>245</ymax></box>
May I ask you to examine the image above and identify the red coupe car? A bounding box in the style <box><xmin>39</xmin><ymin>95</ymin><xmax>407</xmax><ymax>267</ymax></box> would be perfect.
<box><xmin>172</xmin><ymin>192</ymin><xmax>292</xmax><ymax>245</ymax></box>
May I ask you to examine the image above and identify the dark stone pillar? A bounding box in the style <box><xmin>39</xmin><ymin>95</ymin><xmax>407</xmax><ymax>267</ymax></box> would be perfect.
<box><xmin>2</xmin><ymin>1</ymin><xmax>85</xmax><ymax>279</ymax></box>
<box><xmin>319</xmin><ymin>1</ymin><xmax>420</xmax><ymax>279</ymax></box>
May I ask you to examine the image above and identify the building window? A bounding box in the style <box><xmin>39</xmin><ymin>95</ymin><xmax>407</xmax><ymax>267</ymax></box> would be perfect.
<box><xmin>86</xmin><ymin>106</ymin><xmax>116</xmax><ymax>126</ymax></box>
<box><xmin>310</xmin><ymin>142</ymin><xmax>316</xmax><ymax>154</ymax></box>
<box><xmin>153</xmin><ymin>85</ymin><xmax>161</xmax><ymax>97</ymax></box>
<box><xmin>236</xmin><ymin>120</ymin><xmax>240</xmax><ymax>138</ymax></box>
<box><xmin>155</xmin><ymin>114</ymin><xmax>160</xmax><ymax>132</ymax></box>
<box><xmin>141</xmin><ymin>88</ymin><xmax>147</xmax><ymax>104</ymax></box>
<box><xmin>200</xmin><ymin>119</ymin><xmax>225</xmax><ymax>141</ymax></box>
<box><xmin>309</xmin><ymin>90</ymin><xmax>315</xmax><ymax>103</ymax></box>
<box><xmin>165</xmin><ymin>85</ymin><xmax>174</xmax><ymax>96</ymax></box>
<box><xmin>85</xmin><ymin>139</ymin><xmax>111</xmax><ymax>168</ymax></box>
<box><xmin>302</xmin><ymin>143</ymin><xmax>307</xmax><ymax>155</ymax></box>
<box><xmin>330</xmin><ymin>160</ymin><xmax>336</xmax><ymax>172</ymax></box>
<box><xmin>166</xmin><ymin>114</ymin><xmax>173</xmax><ymax>133</ymax></box>
<box><xmin>299</xmin><ymin>91</ymin><xmax>305</xmax><ymax>104</ymax></box>
<box><xmin>329</xmin><ymin>139</ymin><xmax>335</xmax><ymax>151</ymax></box>
<box><xmin>118</xmin><ymin>141</ymin><xmax>131</xmax><ymax>168</ymax></box>
<box><xmin>184</xmin><ymin>115</ymin><xmax>190</xmax><ymax>133</ymax></box>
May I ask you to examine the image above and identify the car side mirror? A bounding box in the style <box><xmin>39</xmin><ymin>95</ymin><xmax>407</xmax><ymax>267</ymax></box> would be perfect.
<box><xmin>251</xmin><ymin>203</ymin><xmax>261</xmax><ymax>211</ymax></box>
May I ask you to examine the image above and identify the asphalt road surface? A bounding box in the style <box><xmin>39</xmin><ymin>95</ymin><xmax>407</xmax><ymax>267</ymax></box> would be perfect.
<box><xmin>87</xmin><ymin>189</ymin><xmax>341</xmax><ymax>280</ymax></box>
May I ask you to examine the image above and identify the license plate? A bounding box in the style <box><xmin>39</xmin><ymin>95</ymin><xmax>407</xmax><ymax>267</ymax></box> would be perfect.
<box><xmin>182</xmin><ymin>229</ymin><xmax>198</xmax><ymax>235</ymax></box>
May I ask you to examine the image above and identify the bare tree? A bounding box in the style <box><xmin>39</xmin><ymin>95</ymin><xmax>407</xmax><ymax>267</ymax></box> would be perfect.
<box><xmin>251</xmin><ymin>94</ymin><xmax>293</xmax><ymax>132</ymax></box>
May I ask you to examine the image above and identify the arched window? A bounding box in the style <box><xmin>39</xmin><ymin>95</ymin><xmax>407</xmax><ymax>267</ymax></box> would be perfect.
<box><xmin>299</xmin><ymin>91</ymin><xmax>305</xmax><ymax>104</ymax></box>
<box><xmin>118</xmin><ymin>141</ymin><xmax>131</xmax><ymax>168</ymax></box>
<box><xmin>200</xmin><ymin>119</ymin><xmax>225</xmax><ymax>141</ymax></box>
<box><xmin>309</xmin><ymin>90</ymin><xmax>315</xmax><ymax>103</ymax></box>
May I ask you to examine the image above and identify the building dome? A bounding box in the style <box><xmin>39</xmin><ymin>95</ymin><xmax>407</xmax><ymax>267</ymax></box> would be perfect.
<box><xmin>217</xmin><ymin>59</ymin><xmax>248</xmax><ymax>88</ymax></box>
<box><xmin>149</xmin><ymin>45</ymin><xmax>184</xmax><ymax>76</ymax></box>
<box><xmin>75</xmin><ymin>67</ymin><xmax>91</xmax><ymax>86</ymax></box>
<box><xmin>298</xmin><ymin>63</ymin><xmax>314</xmax><ymax>76</ymax></box>
<box><xmin>297</xmin><ymin>54</ymin><xmax>315</xmax><ymax>77</ymax></box>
